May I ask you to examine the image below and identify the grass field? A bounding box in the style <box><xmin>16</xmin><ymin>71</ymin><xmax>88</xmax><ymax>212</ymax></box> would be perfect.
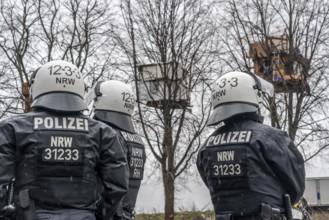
<box><xmin>311</xmin><ymin>211</ymin><xmax>329</xmax><ymax>220</ymax></box>
<box><xmin>135</xmin><ymin>210</ymin><xmax>329</xmax><ymax>220</ymax></box>
<box><xmin>135</xmin><ymin>210</ymin><xmax>215</xmax><ymax>220</ymax></box>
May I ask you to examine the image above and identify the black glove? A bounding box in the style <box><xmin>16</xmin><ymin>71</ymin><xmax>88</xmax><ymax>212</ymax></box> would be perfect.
<box><xmin>1</xmin><ymin>204</ymin><xmax>16</xmax><ymax>220</ymax></box>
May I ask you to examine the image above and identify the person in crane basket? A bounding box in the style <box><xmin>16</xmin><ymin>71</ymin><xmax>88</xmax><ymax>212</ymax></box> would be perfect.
<box><xmin>85</xmin><ymin>80</ymin><xmax>146</xmax><ymax>220</ymax></box>
<box><xmin>196</xmin><ymin>71</ymin><xmax>305</xmax><ymax>220</ymax></box>
<box><xmin>0</xmin><ymin>60</ymin><xmax>129</xmax><ymax>220</ymax></box>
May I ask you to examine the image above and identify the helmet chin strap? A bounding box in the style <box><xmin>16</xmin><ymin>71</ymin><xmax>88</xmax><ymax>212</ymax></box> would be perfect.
<box><xmin>84</xmin><ymin>81</ymin><xmax>104</xmax><ymax>108</ymax></box>
<box><xmin>248</xmin><ymin>71</ymin><xmax>274</xmax><ymax>97</ymax></box>
<box><xmin>247</xmin><ymin>71</ymin><xmax>262</xmax><ymax>91</ymax></box>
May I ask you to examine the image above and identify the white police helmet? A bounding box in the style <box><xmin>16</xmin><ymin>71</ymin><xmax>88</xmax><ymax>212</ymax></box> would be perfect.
<box><xmin>30</xmin><ymin>60</ymin><xmax>87</xmax><ymax>112</ymax></box>
<box><xmin>92</xmin><ymin>80</ymin><xmax>136</xmax><ymax>133</ymax></box>
<box><xmin>207</xmin><ymin>71</ymin><xmax>274</xmax><ymax>126</ymax></box>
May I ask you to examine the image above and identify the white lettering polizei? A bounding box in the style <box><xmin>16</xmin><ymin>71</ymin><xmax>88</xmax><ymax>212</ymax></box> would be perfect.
<box><xmin>206</xmin><ymin>131</ymin><xmax>252</xmax><ymax>146</ymax></box>
<box><xmin>34</xmin><ymin>116</ymin><xmax>89</xmax><ymax>131</ymax></box>
<box><xmin>120</xmin><ymin>131</ymin><xmax>144</xmax><ymax>145</ymax></box>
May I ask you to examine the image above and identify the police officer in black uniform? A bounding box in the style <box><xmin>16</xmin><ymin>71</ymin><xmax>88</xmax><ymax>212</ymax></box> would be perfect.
<box><xmin>86</xmin><ymin>80</ymin><xmax>146</xmax><ymax>220</ymax></box>
<box><xmin>196</xmin><ymin>71</ymin><xmax>305</xmax><ymax>220</ymax></box>
<box><xmin>0</xmin><ymin>60</ymin><xmax>129</xmax><ymax>220</ymax></box>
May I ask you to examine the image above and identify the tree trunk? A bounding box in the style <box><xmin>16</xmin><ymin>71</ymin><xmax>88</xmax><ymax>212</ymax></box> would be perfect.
<box><xmin>163</xmin><ymin>105</ymin><xmax>175</xmax><ymax>220</ymax></box>
<box><xmin>163</xmin><ymin>168</ymin><xmax>175</xmax><ymax>220</ymax></box>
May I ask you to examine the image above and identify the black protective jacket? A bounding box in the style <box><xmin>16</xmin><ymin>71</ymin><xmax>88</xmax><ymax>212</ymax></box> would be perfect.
<box><xmin>0</xmin><ymin>110</ymin><xmax>129</xmax><ymax>218</ymax></box>
<box><xmin>196</xmin><ymin>113</ymin><xmax>305</xmax><ymax>217</ymax></box>
<box><xmin>94</xmin><ymin>118</ymin><xmax>146</xmax><ymax>220</ymax></box>
<box><xmin>117</xmin><ymin>129</ymin><xmax>146</xmax><ymax>218</ymax></box>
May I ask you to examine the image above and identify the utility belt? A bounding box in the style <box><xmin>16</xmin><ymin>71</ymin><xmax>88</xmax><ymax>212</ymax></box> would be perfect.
<box><xmin>216</xmin><ymin>204</ymin><xmax>286</xmax><ymax>220</ymax></box>
<box><xmin>15</xmin><ymin>189</ymin><xmax>35</xmax><ymax>220</ymax></box>
<box><xmin>16</xmin><ymin>189</ymin><xmax>99</xmax><ymax>220</ymax></box>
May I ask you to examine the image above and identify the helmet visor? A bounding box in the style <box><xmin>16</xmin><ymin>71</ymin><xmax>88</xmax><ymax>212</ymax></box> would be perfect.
<box><xmin>94</xmin><ymin>110</ymin><xmax>135</xmax><ymax>133</ymax></box>
<box><xmin>255</xmin><ymin>75</ymin><xmax>274</xmax><ymax>97</ymax></box>
<box><xmin>207</xmin><ymin>103</ymin><xmax>258</xmax><ymax>126</ymax></box>
<box><xmin>31</xmin><ymin>93</ymin><xmax>87</xmax><ymax>112</ymax></box>
<box><xmin>84</xmin><ymin>81</ymin><xmax>103</xmax><ymax>107</ymax></box>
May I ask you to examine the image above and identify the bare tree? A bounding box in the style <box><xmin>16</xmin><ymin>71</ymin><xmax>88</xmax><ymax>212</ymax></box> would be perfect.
<box><xmin>115</xmin><ymin>0</ymin><xmax>218</xmax><ymax>219</ymax></box>
<box><xmin>0</xmin><ymin>0</ymin><xmax>119</xmax><ymax>116</ymax></box>
<box><xmin>0</xmin><ymin>0</ymin><xmax>39</xmax><ymax>114</ymax></box>
<box><xmin>214</xmin><ymin>0</ymin><xmax>329</xmax><ymax>162</ymax></box>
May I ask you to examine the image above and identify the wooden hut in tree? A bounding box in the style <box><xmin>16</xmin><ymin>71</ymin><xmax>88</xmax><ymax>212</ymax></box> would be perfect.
<box><xmin>137</xmin><ymin>61</ymin><xmax>190</xmax><ymax>109</ymax></box>
<box><xmin>249</xmin><ymin>35</ymin><xmax>310</xmax><ymax>93</ymax></box>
